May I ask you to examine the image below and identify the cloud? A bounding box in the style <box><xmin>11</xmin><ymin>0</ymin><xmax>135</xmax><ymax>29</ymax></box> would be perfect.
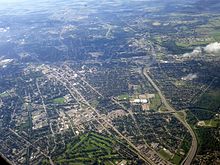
<box><xmin>181</xmin><ymin>73</ymin><xmax>197</xmax><ymax>81</ymax></box>
<box><xmin>182</xmin><ymin>47</ymin><xmax>202</xmax><ymax>58</ymax></box>
<box><xmin>204</xmin><ymin>42</ymin><xmax>220</xmax><ymax>54</ymax></box>
<box><xmin>181</xmin><ymin>42</ymin><xmax>220</xmax><ymax>58</ymax></box>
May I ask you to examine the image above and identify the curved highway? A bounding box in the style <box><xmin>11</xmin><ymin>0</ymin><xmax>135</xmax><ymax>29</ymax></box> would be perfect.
<box><xmin>143</xmin><ymin>68</ymin><xmax>198</xmax><ymax>165</ymax></box>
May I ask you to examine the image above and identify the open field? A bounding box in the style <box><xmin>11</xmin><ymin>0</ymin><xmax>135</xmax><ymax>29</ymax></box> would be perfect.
<box><xmin>159</xmin><ymin>148</ymin><xmax>173</xmax><ymax>160</ymax></box>
<box><xmin>52</xmin><ymin>97</ymin><xmax>65</xmax><ymax>104</ymax></box>
<box><xmin>171</xmin><ymin>154</ymin><xmax>182</xmax><ymax>165</ymax></box>
<box><xmin>53</xmin><ymin>132</ymin><xmax>137</xmax><ymax>165</ymax></box>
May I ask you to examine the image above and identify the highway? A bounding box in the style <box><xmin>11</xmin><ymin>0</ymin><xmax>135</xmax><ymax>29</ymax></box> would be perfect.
<box><xmin>143</xmin><ymin>68</ymin><xmax>198</xmax><ymax>165</ymax></box>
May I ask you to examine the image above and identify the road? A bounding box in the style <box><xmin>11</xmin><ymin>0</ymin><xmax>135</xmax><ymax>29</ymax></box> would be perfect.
<box><xmin>36</xmin><ymin>79</ymin><xmax>57</xmax><ymax>155</ymax></box>
<box><xmin>9</xmin><ymin>129</ymin><xmax>55</xmax><ymax>165</ymax></box>
<box><xmin>143</xmin><ymin>68</ymin><xmax>198</xmax><ymax>165</ymax></box>
<box><xmin>42</xmin><ymin>65</ymin><xmax>156</xmax><ymax>165</ymax></box>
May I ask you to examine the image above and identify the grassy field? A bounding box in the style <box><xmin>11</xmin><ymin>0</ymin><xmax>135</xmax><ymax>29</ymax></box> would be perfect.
<box><xmin>149</xmin><ymin>94</ymin><xmax>162</xmax><ymax>111</ymax></box>
<box><xmin>211</xmin><ymin>30</ymin><xmax>220</xmax><ymax>42</ymax></box>
<box><xmin>176</xmin><ymin>40</ymin><xmax>213</xmax><ymax>48</ymax></box>
<box><xmin>158</xmin><ymin>148</ymin><xmax>173</xmax><ymax>160</ymax></box>
<box><xmin>171</xmin><ymin>154</ymin><xmax>182</xmax><ymax>165</ymax></box>
<box><xmin>196</xmin><ymin>17</ymin><xmax>220</xmax><ymax>42</ymax></box>
<box><xmin>52</xmin><ymin>97</ymin><xmax>65</xmax><ymax>104</ymax></box>
<box><xmin>54</xmin><ymin>132</ymin><xmax>135</xmax><ymax>164</ymax></box>
<box><xmin>203</xmin><ymin>119</ymin><xmax>220</xmax><ymax>128</ymax></box>
<box><xmin>196</xmin><ymin>89</ymin><xmax>220</xmax><ymax>111</ymax></box>
<box><xmin>117</xmin><ymin>93</ymin><xmax>129</xmax><ymax>100</ymax></box>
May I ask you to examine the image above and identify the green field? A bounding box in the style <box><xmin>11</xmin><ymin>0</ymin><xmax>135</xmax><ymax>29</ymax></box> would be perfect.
<box><xmin>117</xmin><ymin>93</ymin><xmax>129</xmax><ymax>100</ymax></box>
<box><xmin>196</xmin><ymin>17</ymin><xmax>220</xmax><ymax>42</ymax></box>
<box><xmin>176</xmin><ymin>40</ymin><xmax>213</xmax><ymax>48</ymax></box>
<box><xmin>211</xmin><ymin>30</ymin><xmax>220</xmax><ymax>42</ymax></box>
<box><xmin>158</xmin><ymin>148</ymin><xmax>173</xmax><ymax>160</ymax></box>
<box><xmin>53</xmin><ymin>132</ymin><xmax>137</xmax><ymax>165</ymax></box>
<box><xmin>203</xmin><ymin>119</ymin><xmax>220</xmax><ymax>128</ymax></box>
<box><xmin>149</xmin><ymin>94</ymin><xmax>162</xmax><ymax>111</ymax></box>
<box><xmin>196</xmin><ymin>89</ymin><xmax>220</xmax><ymax>110</ymax></box>
<box><xmin>52</xmin><ymin>97</ymin><xmax>65</xmax><ymax>104</ymax></box>
<box><xmin>171</xmin><ymin>154</ymin><xmax>182</xmax><ymax>165</ymax></box>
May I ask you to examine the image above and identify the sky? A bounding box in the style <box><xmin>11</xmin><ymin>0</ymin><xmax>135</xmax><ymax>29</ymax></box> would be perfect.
<box><xmin>0</xmin><ymin>0</ymin><xmax>27</xmax><ymax>3</ymax></box>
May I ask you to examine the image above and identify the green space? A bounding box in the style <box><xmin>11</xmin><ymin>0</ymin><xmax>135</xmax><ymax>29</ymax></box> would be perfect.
<box><xmin>158</xmin><ymin>148</ymin><xmax>173</xmax><ymax>160</ymax></box>
<box><xmin>209</xmin><ymin>17</ymin><xmax>220</xmax><ymax>27</ymax></box>
<box><xmin>186</xmin><ymin>107</ymin><xmax>220</xmax><ymax>155</ymax></box>
<box><xmin>117</xmin><ymin>93</ymin><xmax>129</xmax><ymax>101</ymax></box>
<box><xmin>155</xmin><ymin>53</ymin><xmax>166</xmax><ymax>60</ymax></box>
<box><xmin>52</xmin><ymin>97</ymin><xmax>65</xmax><ymax>104</ymax></box>
<box><xmin>211</xmin><ymin>30</ymin><xmax>220</xmax><ymax>42</ymax></box>
<box><xmin>54</xmin><ymin>132</ymin><xmax>137</xmax><ymax>165</ymax></box>
<box><xmin>173</xmin><ymin>80</ymin><xmax>186</xmax><ymax>87</ymax></box>
<box><xmin>0</xmin><ymin>92</ymin><xmax>10</xmax><ymax>97</ymax></box>
<box><xmin>161</xmin><ymin>40</ymin><xmax>192</xmax><ymax>54</ymax></box>
<box><xmin>196</xmin><ymin>89</ymin><xmax>220</xmax><ymax>111</ymax></box>
<box><xmin>175</xmin><ymin>40</ymin><xmax>212</xmax><ymax>48</ymax></box>
<box><xmin>171</xmin><ymin>154</ymin><xmax>182</xmax><ymax>165</ymax></box>
<box><xmin>176</xmin><ymin>111</ymin><xmax>186</xmax><ymax>121</ymax></box>
<box><xmin>196</xmin><ymin>17</ymin><xmax>220</xmax><ymax>42</ymax></box>
<box><xmin>149</xmin><ymin>94</ymin><xmax>161</xmax><ymax>111</ymax></box>
<box><xmin>203</xmin><ymin>119</ymin><xmax>220</xmax><ymax>128</ymax></box>
<box><xmin>195</xmin><ymin>127</ymin><xmax>220</xmax><ymax>154</ymax></box>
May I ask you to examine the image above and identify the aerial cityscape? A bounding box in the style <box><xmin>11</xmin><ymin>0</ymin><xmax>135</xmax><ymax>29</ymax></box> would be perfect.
<box><xmin>0</xmin><ymin>0</ymin><xmax>219</xmax><ymax>165</ymax></box>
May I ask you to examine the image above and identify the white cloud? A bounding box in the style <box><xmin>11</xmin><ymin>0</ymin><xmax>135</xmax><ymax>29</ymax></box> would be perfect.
<box><xmin>181</xmin><ymin>42</ymin><xmax>220</xmax><ymax>58</ymax></box>
<box><xmin>182</xmin><ymin>47</ymin><xmax>202</xmax><ymax>58</ymax></box>
<box><xmin>204</xmin><ymin>42</ymin><xmax>220</xmax><ymax>54</ymax></box>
